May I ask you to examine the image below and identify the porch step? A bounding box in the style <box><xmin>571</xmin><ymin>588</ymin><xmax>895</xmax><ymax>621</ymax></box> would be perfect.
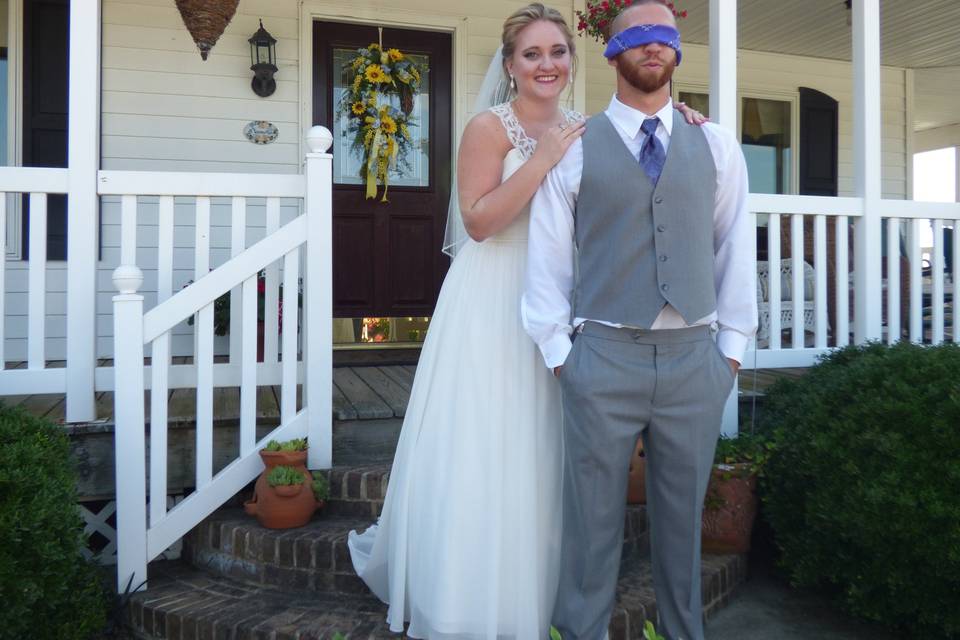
<box><xmin>182</xmin><ymin>502</ymin><xmax>651</xmax><ymax>595</ymax></box>
<box><xmin>126</xmin><ymin>552</ymin><xmax>746</xmax><ymax>640</ymax></box>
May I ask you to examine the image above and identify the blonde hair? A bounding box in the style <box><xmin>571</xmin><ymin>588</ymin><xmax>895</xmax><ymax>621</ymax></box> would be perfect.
<box><xmin>501</xmin><ymin>3</ymin><xmax>577</xmax><ymax>87</ymax></box>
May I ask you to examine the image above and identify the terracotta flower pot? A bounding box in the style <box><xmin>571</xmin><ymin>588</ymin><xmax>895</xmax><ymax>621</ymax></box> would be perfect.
<box><xmin>627</xmin><ymin>439</ymin><xmax>647</xmax><ymax>504</ymax></box>
<box><xmin>244</xmin><ymin>449</ymin><xmax>319</xmax><ymax>529</ymax></box>
<box><xmin>273</xmin><ymin>483</ymin><xmax>302</xmax><ymax>498</ymax></box>
<box><xmin>701</xmin><ymin>463</ymin><xmax>758</xmax><ymax>554</ymax></box>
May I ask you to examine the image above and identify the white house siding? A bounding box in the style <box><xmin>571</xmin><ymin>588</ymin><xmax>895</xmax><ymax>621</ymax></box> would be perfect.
<box><xmin>585</xmin><ymin>41</ymin><xmax>910</xmax><ymax>199</ymax></box>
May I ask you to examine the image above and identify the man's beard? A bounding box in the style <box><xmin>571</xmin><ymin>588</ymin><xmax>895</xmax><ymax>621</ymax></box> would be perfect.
<box><xmin>619</xmin><ymin>56</ymin><xmax>676</xmax><ymax>93</ymax></box>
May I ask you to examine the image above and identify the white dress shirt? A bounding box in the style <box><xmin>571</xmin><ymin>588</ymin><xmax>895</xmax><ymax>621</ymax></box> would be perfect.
<box><xmin>521</xmin><ymin>95</ymin><xmax>758</xmax><ymax>370</ymax></box>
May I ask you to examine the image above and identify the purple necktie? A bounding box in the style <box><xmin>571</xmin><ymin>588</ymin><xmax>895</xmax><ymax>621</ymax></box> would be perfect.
<box><xmin>639</xmin><ymin>117</ymin><xmax>666</xmax><ymax>185</ymax></box>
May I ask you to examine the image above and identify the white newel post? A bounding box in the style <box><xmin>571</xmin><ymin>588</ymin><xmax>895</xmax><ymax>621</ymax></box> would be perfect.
<box><xmin>304</xmin><ymin>126</ymin><xmax>334</xmax><ymax>469</ymax></box>
<box><xmin>852</xmin><ymin>0</ymin><xmax>883</xmax><ymax>341</ymax></box>
<box><xmin>710</xmin><ymin>0</ymin><xmax>740</xmax><ymax>436</ymax></box>
<box><xmin>112</xmin><ymin>265</ymin><xmax>148</xmax><ymax>592</ymax></box>
<box><xmin>65</xmin><ymin>0</ymin><xmax>101</xmax><ymax>422</ymax></box>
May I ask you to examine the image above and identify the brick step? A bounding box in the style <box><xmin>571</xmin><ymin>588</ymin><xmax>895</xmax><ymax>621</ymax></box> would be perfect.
<box><xmin>127</xmin><ymin>553</ymin><xmax>746</xmax><ymax>640</ymax></box>
<box><xmin>183</xmin><ymin>504</ymin><xmax>650</xmax><ymax>594</ymax></box>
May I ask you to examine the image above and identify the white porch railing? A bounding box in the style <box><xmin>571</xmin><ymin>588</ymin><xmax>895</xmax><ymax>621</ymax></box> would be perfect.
<box><xmin>110</xmin><ymin>127</ymin><xmax>333</xmax><ymax>591</ymax></box>
<box><xmin>0</xmin><ymin>167</ymin><xmax>70</xmax><ymax>395</ymax></box>
<box><xmin>743</xmin><ymin>194</ymin><xmax>960</xmax><ymax>370</ymax></box>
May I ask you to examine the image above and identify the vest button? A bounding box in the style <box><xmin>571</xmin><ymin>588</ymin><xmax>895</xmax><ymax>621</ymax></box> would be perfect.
<box><xmin>659</xmin><ymin>255</ymin><xmax>668</xmax><ymax>262</ymax></box>
<box><xmin>657</xmin><ymin>224</ymin><xmax>666</xmax><ymax>232</ymax></box>
<box><xmin>661</xmin><ymin>283</ymin><xmax>669</xmax><ymax>292</ymax></box>
<box><xmin>654</xmin><ymin>196</ymin><xmax>664</xmax><ymax>204</ymax></box>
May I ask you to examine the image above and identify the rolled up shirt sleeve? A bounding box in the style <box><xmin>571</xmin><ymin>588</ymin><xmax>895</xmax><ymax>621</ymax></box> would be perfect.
<box><xmin>521</xmin><ymin>143</ymin><xmax>579</xmax><ymax>370</ymax></box>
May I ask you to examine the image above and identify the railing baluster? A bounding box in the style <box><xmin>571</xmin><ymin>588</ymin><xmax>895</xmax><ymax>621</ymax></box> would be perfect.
<box><xmin>814</xmin><ymin>214</ymin><xmax>827</xmax><ymax>348</ymax></box>
<box><xmin>120</xmin><ymin>195</ymin><xmax>137</xmax><ymax>266</ymax></box>
<box><xmin>240</xmin><ymin>273</ymin><xmax>257</xmax><ymax>457</ymax></box>
<box><xmin>264</xmin><ymin>197</ymin><xmax>281</xmax><ymax>363</ymax></box>
<box><xmin>229</xmin><ymin>197</ymin><xmax>246</xmax><ymax>363</ymax></box>
<box><xmin>281</xmin><ymin>248</ymin><xmax>299</xmax><ymax>425</ymax></box>
<box><xmin>150</xmin><ymin>195</ymin><xmax>174</xmax><ymax>524</ymax></box>
<box><xmin>767</xmin><ymin>214</ymin><xmax>781</xmax><ymax>350</ymax></box>
<box><xmin>932</xmin><ymin>219</ymin><xmax>945</xmax><ymax>344</ymax></box>
<box><xmin>27</xmin><ymin>193</ymin><xmax>47</xmax><ymax>369</ymax></box>
<box><xmin>0</xmin><ymin>195</ymin><xmax>6</xmax><ymax>366</ymax></box>
<box><xmin>195</xmin><ymin>197</ymin><xmax>213</xmax><ymax>487</ymax></box>
<box><xmin>909</xmin><ymin>218</ymin><xmax>923</xmax><ymax>343</ymax></box>
<box><xmin>835</xmin><ymin>216</ymin><xmax>850</xmax><ymax>346</ymax></box>
<box><xmin>953</xmin><ymin>222</ymin><xmax>960</xmax><ymax>343</ymax></box>
<box><xmin>791</xmin><ymin>214</ymin><xmax>804</xmax><ymax>348</ymax></box>
<box><xmin>886</xmin><ymin>218</ymin><xmax>900</xmax><ymax>344</ymax></box>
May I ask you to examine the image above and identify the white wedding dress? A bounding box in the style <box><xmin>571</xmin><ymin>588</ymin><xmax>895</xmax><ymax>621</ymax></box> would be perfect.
<box><xmin>348</xmin><ymin>102</ymin><xmax>579</xmax><ymax>639</ymax></box>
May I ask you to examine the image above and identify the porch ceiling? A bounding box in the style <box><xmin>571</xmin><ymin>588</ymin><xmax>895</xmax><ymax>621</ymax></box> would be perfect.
<box><xmin>678</xmin><ymin>0</ymin><xmax>960</xmax><ymax>132</ymax></box>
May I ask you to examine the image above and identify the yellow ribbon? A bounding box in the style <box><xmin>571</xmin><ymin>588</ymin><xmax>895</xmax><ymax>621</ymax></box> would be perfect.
<box><xmin>365</xmin><ymin>127</ymin><xmax>383</xmax><ymax>200</ymax></box>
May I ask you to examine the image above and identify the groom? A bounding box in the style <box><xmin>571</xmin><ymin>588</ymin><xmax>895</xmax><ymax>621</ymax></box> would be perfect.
<box><xmin>521</xmin><ymin>1</ymin><xmax>756</xmax><ymax>639</ymax></box>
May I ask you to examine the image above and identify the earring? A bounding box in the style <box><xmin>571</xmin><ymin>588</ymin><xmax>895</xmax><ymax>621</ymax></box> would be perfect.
<box><xmin>510</xmin><ymin>74</ymin><xmax>516</xmax><ymax>92</ymax></box>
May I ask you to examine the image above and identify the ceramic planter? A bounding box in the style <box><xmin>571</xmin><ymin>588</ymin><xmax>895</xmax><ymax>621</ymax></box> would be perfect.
<box><xmin>244</xmin><ymin>449</ymin><xmax>320</xmax><ymax>529</ymax></box>
<box><xmin>701</xmin><ymin>462</ymin><xmax>758</xmax><ymax>554</ymax></box>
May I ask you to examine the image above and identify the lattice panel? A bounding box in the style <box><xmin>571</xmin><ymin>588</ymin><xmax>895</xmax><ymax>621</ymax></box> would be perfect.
<box><xmin>79</xmin><ymin>494</ymin><xmax>185</xmax><ymax>565</ymax></box>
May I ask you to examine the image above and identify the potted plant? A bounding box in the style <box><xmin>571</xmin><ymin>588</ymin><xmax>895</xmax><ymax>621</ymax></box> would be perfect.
<box><xmin>701</xmin><ymin>431</ymin><xmax>770</xmax><ymax>554</ymax></box>
<box><xmin>184</xmin><ymin>270</ymin><xmax>303</xmax><ymax>361</ymax></box>
<box><xmin>268</xmin><ymin>465</ymin><xmax>306</xmax><ymax>497</ymax></box>
<box><xmin>244</xmin><ymin>437</ymin><xmax>320</xmax><ymax>528</ymax></box>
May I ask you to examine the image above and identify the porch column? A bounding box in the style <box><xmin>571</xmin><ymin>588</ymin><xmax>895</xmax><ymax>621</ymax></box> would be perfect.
<box><xmin>709</xmin><ymin>0</ymin><xmax>739</xmax><ymax>436</ymax></box>
<box><xmin>955</xmin><ymin>147</ymin><xmax>959</xmax><ymax>203</ymax></box>
<box><xmin>66</xmin><ymin>0</ymin><xmax>102</xmax><ymax>422</ymax></box>
<box><xmin>708</xmin><ymin>0</ymin><xmax>737</xmax><ymax>131</ymax></box>
<box><xmin>852</xmin><ymin>0</ymin><xmax>883</xmax><ymax>341</ymax></box>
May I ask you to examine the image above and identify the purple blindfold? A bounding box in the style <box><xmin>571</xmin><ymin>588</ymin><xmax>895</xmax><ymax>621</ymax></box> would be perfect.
<box><xmin>603</xmin><ymin>24</ymin><xmax>682</xmax><ymax>65</ymax></box>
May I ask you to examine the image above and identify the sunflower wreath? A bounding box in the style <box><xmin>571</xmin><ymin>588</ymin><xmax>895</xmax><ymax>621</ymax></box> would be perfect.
<box><xmin>341</xmin><ymin>42</ymin><xmax>424</xmax><ymax>202</ymax></box>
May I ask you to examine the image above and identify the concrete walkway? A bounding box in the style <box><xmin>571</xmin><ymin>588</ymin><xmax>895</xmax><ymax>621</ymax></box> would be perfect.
<box><xmin>704</xmin><ymin>564</ymin><xmax>894</xmax><ymax>640</ymax></box>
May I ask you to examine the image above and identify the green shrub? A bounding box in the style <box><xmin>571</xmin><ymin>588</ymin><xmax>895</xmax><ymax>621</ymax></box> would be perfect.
<box><xmin>759</xmin><ymin>342</ymin><xmax>960</xmax><ymax>638</ymax></box>
<box><xmin>267</xmin><ymin>465</ymin><xmax>305</xmax><ymax>487</ymax></box>
<box><xmin>0</xmin><ymin>404</ymin><xmax>108</xmax><ymax>640</ymax></box>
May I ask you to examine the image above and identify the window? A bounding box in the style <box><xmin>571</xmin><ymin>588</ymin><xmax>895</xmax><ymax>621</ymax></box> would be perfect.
<box><xmin>741</xmin><ymin>97</ymin><xmax>792</xmax><ymax>195</ymax></box>
<box><xmin>677</xmin><ymin>90</ymin><xmax>795</xmax><ymax>196</ymax></box>
<box><xmin>331</xmin><ymin>47</ymin><xmax>431</xmax><ymax>188</ymax></box>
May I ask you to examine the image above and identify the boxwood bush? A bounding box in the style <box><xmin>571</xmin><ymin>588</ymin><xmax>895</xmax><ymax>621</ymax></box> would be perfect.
<box><xmin>759</xmin><ymin>342</ymin><xmax>960</xmax><ymax>638</ymax></box>
<box><xmin>0</xmin><ymin>404</ymin><xmax>108</xmax><ymax>640</ymax></box>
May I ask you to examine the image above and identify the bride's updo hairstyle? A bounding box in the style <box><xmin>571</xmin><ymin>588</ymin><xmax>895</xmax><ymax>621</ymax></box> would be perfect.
<box><xmin>500</xmin><ymin>3</ymin><xmax>577</xmax><ymax>90</ymax></box>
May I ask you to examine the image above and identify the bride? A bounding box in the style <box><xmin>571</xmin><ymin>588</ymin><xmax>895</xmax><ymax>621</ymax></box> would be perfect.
<box><xmin>348</xmin><ymin>4</ymin><xmax>703</xmax><ymax>638</ymax></box>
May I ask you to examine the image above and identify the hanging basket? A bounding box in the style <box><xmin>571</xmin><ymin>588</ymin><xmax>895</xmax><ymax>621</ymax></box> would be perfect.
<box><xmin>174</xmin><ymin>0</ymin><xmax>240</xmax><ymax>61</ymax></box>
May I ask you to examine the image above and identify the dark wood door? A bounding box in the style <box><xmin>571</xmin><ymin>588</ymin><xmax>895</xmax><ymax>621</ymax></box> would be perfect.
<box><xmin>313</xmin><ymin>22</ymin><xmax>451</xmax><ymax>318</ymax></box>
<box><xmin>22</xmin><ymin>0</ymin><xmax>69</xmax><ymax>260</ymax></box>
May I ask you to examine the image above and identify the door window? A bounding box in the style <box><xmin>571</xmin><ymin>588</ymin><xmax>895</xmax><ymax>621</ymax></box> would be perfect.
<box><xmin>332</xmin><ymin>48</ymin><xmax>431</xmax><ymax>188</ymax></box>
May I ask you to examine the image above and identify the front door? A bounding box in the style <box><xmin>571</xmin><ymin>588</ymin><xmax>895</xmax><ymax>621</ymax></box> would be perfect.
<box><xmin>313</xmin><ymin>22</ymin><xmax>452</xmax><ymax>319</ymax></box>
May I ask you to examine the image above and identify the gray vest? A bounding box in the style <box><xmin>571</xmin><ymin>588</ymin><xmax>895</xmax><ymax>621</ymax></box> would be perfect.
<box><xmin>573</xmin><ymin>110</ymin><xmax>718</xmax><ymax>327</ymax></box>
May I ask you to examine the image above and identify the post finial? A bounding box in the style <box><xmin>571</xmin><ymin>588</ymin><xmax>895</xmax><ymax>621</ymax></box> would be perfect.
<box><xmin>113</xmin><ymin>265</ymin><xmax>144</xmax><ymax>294</ymax></box>
<box><xmin>306</xmin><ymin>126</ymin><xmax>333</xmax><ymax>153</ymax></box>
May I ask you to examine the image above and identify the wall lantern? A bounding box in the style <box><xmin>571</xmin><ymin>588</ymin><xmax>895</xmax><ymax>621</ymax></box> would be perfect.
<box><xmin>249</xmin><ymin>19</ymin><xmax>278</xmax><ymax>97</ymax></box>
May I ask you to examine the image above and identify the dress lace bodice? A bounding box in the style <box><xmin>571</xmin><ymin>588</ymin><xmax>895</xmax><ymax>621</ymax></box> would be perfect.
<box><xmin>483</xmin><ymin>102</ymin><xmax>584</xmax><ymax>243</ymax></box>
<box><xmin>489</xmin><ymin>102</ymin><xmax>584</xmax><ymax>161</ymax></box>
